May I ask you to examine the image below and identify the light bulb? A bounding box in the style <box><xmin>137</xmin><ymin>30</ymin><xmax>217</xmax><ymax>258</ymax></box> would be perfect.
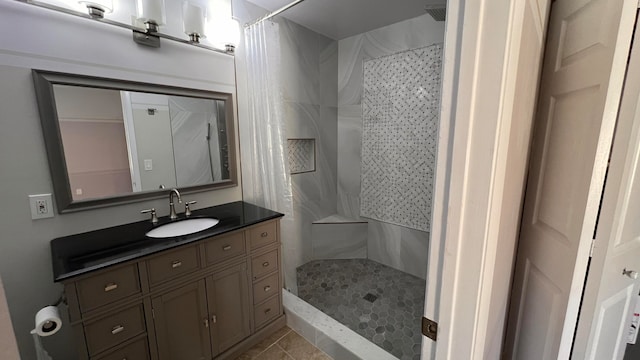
<box><xmin>78</xmin><ymin>0</ymin><xmax>113</xmax><ymax>18</ymax></box>
<box><xmin>136</xmin><ymin>0</ymin><xmax>166</xmax><ymax>26</ymax></box>
<box><xmin>183</xmin><ymin>2</ymin><xmax>206</xmax><ymax>42</ymax></box>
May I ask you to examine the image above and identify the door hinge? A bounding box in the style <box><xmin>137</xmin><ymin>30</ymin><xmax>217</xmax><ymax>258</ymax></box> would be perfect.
<box><xmin>422</xmin><ymin>317</ymin><xmax>438</xmax><ymax>341</ymax></box>
<box><xmin>590</xmin><ymin>238</ymin><xmax>596</xmax><ymax>257</ymax></box>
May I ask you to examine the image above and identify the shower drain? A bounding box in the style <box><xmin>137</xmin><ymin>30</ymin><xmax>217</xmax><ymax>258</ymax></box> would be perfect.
<box><xmin>363</xmin><ymin>293</ymin><xmax>378</xmax><ymax>303</ymax></box>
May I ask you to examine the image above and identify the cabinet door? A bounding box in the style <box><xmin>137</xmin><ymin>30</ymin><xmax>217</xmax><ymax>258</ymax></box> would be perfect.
<box><xmin>206</xmin><ymin>263</ymin><xmax>251</xmax><ymax>356</ymax></box>
<box><xmin>152</xmin><ymin>280</ymin><xmax>212</xmax><ymax>360</ymax></box>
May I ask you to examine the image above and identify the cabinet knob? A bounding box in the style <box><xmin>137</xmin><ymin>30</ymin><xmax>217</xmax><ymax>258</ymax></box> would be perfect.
<box><xmin>203</xmin><ymin>318</ymin><xmax>209</xmax><ymax>328</ymax></box>
<box><xmin>262</xmin><ymin>262</ymin><xmax>270</xmax><ymax>267</ymax></box>
<box><xmin>172</xmin><ymin>261</ymin><xmax>182</xmax><ymax>269</ymax></box>
<box><xmin>261</xmin><ymin>232</ymin><xmax>268</xmax><ymax>238</ymax></box>
<box><xmin>111</xmin><ymin>325</ymin><xmax>125</xmax><ymax>335</ymax></box>
<box><xmin>223</xmin><ymin>245</ymin><xmax>232</xmax><ymax>251</ymax></box>
<box><xmin>212</xmin><ymin>315</ymin><xmax>217</xmax><ymax>324</ymax></box>
<box><xmin>104</xmin><ymin>283</ymin><xmax>118</xmax><ymax>292</ymax></box>
<box><xmin>264</xmin><ymin>308</ymin><xmax>271</xmax><ymax>314</ymax></box>
<box><xmin>264</xmin><ymin>286</ymin><xmax>271</xmax><ymax>292</ymax></box>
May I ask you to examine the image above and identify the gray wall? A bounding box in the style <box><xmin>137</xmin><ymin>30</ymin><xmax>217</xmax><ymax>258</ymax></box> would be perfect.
<box><xmin>337</xmin><ymin>14</ymin><xmax>445</xmax><ymax>279</ymax></box>
<box><xmin>0</xmin><ymin>2</ymin><xmax>240</xmax><ymax>359</ymax></box>
<box><xmin>234</xmin><ymin>0</ymin><xmax>338</xmax><ymax>294</ymax></box>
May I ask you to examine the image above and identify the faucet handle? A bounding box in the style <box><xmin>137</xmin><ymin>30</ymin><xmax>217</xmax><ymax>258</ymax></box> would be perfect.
<box><xmin>141</xmin><ymin>208</ymin><xmax>158</xmax><ymax>224</ymax></box>
<box><xmin>185</xmin><ymin>201</ymin><xmax>197</xmax><ymax>217</ymax></box>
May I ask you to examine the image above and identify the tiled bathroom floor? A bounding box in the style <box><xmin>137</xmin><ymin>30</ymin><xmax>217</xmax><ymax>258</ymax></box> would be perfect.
<box><xmin>297</xmin><ymin>259</ymin><xmax>426</xmax><ymax>360</ymax></box>
<box><xmin>235</xmin><ymin>326</ymin><xmax>332</xmax><ymax>360</ymax></box>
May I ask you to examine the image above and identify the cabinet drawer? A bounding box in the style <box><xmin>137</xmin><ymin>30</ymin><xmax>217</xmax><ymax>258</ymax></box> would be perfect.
<box><xmin>254</xmin><ymin>295</ymin><xmax>280</xmax><ymax>330</ymax></box>
<box><xmin>249</xmin><ymin>222</ymin><xmax>277</xmax><ymax>250</ymax></box>
<box><xmin>253</xmin><ymin>272</ymin><xmax>279</xmax><ymax>305</ymax></box>
<box><xmin>251</xmin><ymin>250</ymin><xmax>278</xmax><ymax>281</ymax></box>
<box><xmin>76</xmin><ymin>264</ymin><xmax>140</xmax><ymax>313</ymax></box>
<box><xmin>93</xmin><ymin>337</ymin><xmax>149</xmax><ymax>360</ymax></box>
<box><xmin>85</xmin><ymin>304</ymin><xmax>146</xmax><ymax>356</ymax></box>
<box><xmin>147</xmin><ymin>245</ymin><xmax>200</xmax><ymax>286</ymax></box>
<box><xmin>204</xmin><ymin>231</ymin><xmax>246</xmax><ymax>265</ymax></box>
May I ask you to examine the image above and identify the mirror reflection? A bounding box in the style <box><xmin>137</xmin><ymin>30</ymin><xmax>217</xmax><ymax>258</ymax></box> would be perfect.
<box><xmin>54</xmin><ymin>85</ymin><xmax>230</xmax><ymax>201</ymax></box>
<box><xmin>33</xmin><ymin>70</ymin><xmax>237</xmax><ymax>213</ymax></box>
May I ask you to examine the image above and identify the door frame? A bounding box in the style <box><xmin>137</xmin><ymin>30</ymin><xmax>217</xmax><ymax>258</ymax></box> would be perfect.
<box><xmin>424</xmin><ymin>0</ymin><xmax>552</xmax><ymax>358</ymax></box>
<box><xmin>425</xmin><ymin>0</ymin><xmax>638</xmax><ymax>359</ymax></box>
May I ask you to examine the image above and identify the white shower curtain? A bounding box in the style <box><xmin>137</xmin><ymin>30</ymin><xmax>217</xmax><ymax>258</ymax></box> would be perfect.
<box><xmin>244</xmin><ymin>21</ymin><xmax>296</xmax><ymax>290</ymax></box>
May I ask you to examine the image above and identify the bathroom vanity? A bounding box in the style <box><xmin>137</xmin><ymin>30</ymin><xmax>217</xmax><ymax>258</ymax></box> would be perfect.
<box><xmin>50</xmin><ymin>201</ymin><xmax>284</xmax><ymax>360</ymax></box>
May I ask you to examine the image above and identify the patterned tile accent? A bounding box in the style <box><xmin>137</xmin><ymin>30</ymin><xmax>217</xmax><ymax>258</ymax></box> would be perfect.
<box><xmin>359</xmin><ymin>44</ymin><xmax>443</xmax><ymax>232</ymax></box>
<box><xmin>288</xmin><ymin>139</ymin><xmax>316</xmax><ymax>174</ymax></box>
<box><xmin>297</xmin><ymin>259</ymin><xmax>425</xmax><ymax>360</ymax></box>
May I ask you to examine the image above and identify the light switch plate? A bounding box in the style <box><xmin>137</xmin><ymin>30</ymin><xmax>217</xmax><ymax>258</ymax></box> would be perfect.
<box><xmin>29</xmin><ymin>194</ymin><xmax>54</xmax><ymax>220</ymax></box>
<box><xmin>144</xmin><ymin>159</ymin><xmax>153</xmax><ymax>171</ymax></box>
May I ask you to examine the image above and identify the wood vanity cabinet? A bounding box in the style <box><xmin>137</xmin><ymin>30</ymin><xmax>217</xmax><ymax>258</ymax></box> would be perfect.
<box><xmin>62</xmin><ymin>219</ymin><xmax>284</xmax><ymax>360</ymax></box>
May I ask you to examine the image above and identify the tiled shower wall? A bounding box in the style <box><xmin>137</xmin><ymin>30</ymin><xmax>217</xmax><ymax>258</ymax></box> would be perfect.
<box><xmin>234</xmin><ymin>0</ymin><xmax>339</xmax><ymax>294</ymax></box>
<box><xmin>337</xmin><ymin>14</ymin><xmax>445</xmax><ymax>279</ymax></box>
<box><xmin>281</xmin><ymin>18</ymin><xmax>339</xmax><ymax>293</ymax></box>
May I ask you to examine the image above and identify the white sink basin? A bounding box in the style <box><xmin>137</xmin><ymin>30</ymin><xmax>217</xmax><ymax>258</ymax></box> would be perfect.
<box><xmin>146</xmin><ymin>218</ymin><xmax>220</xmax><ymax>238</ymax></box>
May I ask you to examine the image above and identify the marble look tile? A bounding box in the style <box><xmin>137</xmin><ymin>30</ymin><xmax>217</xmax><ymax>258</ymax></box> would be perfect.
<box><xmin>338</xmin><ymin>14</ymin><xmax>445</xmax><ymax>107</ymax></box>
<box><xmin>337</xmin><ymin>105</ymin><xmax>364</xmax><ymax>220</ymax></box>
<box><xmin>311</xmin><ymin>223</ymin><xmax>367</xmax><ymax>260</ymax></box>
<box><xmin>335</xmin><ymin>14</ymin><xmax>444</xmax><ymax>276</ymax></box>
<box><xmin>280</xmin><ymin>18</ymin><xmax>320</xmax><ymax>105</ymax></box>
<box><xmin>285</xmin><ymin>309</ymin><xmax>317</xmax><ymax>342</ymax></box>
<box><xmin>320</xmin><ymin>41</ymin><xmax>338</xmax><ymax>107</ymax></box>
<box><xmin>313</xmin><ymin>214</ymin><xmax>367</xmax><ymax>223</ymax></box>
<box><xmin>281</xmin><ymin>218</ymin><xmax>303</xmax><ymax>294</ymax></box>
<box><xmin>282</xmin><ymin>290</ymin><xmax>396</xmax><ymax>360</ymax></box>
<box><xmin>367</xmin><ymin>220</ymin><xmax>429</xmax><ymax>279</ymax></box>
<box><xmin>282</xmin><ymin>101</ymin><xmax>338</xmax><ymax>292</ymax></box>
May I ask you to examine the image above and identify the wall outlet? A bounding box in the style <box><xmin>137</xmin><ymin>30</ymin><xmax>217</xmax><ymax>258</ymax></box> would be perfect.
<box><xmin>29</xmin><ymin>194</ymin><xmax>54</xmax><ymax>220</ymax></box>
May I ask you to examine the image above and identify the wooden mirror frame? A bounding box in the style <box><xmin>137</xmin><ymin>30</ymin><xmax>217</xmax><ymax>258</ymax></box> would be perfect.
<box><xmin>32</xmin><ymin>69</ymin><xmax>238</xmax><ymax>213</ymax></box>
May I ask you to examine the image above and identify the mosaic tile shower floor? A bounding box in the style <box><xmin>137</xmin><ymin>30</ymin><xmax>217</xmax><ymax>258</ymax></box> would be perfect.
<box><xmin>296</xmin><ymin>259</ymin><xmax>425</xmax><ymax>360</ymax></box>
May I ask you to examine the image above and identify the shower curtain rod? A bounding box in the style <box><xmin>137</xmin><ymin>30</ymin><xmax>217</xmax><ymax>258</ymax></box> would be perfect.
<box><xmin>245</xmin><ymin>0</ymin><xmax>306</xmax><ymax>27</ymax></box>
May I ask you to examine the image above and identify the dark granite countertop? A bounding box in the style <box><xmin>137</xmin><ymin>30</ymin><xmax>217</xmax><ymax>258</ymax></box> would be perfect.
<box><xmin>51</xmin><ymin>201</ymin><xmax>283</xmax><ymax>282</ymax></box>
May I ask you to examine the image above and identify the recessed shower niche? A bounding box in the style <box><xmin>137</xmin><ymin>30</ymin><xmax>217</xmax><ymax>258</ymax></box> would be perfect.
<box><xmin>287</xmin><ymin>138</ymin><xmax>316</xmax><ymax>174</ymax></box>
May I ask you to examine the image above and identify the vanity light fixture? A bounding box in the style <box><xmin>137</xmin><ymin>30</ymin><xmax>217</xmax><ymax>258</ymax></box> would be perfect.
<box><xmin>182</xmin><ymin>1</ymin><xmax>206</xmax><ymax>43</ymax></box>
<box><xmin>136</xmin><ymin>0</ymin><xmax>165</xmax><ymax>32</ymax></box>
<box><xmin>77</xmin><ymin>0</ymin><xmax>112</xmax><ymax>18</ymax></box>
<box><xmin>221</xmin><ymin>17</ymin><xmax>240</xmax><ymax>53</ymax></box>
<box><xmin>17</xmin><ymin>0</ymin><xmax>237</xmax><ymax>55</ymax></box>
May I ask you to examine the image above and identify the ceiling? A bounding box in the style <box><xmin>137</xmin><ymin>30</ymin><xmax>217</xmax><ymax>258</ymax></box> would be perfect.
<box><xmin>244</xmin><ymin>0</ymin><xmax>446</xmax><ymax>40</ymax></box>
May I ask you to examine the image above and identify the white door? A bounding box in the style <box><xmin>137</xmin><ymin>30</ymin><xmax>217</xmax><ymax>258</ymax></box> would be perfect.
<box><xmin>503</xmin><ymin>0</ymin><xmax>636</xmax><ymax>359</ymax></box>
<box><xmin>571</xmin><ymin>13</ymin><xmax>640</xmax><ymax>359</ymax></box>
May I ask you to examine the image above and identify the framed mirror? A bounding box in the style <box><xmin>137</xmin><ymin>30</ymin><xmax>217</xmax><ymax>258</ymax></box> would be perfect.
<box><xmin>32</xmin><ymin>70</ymin><xmax>237</xmax><ymax>213</ymax></box>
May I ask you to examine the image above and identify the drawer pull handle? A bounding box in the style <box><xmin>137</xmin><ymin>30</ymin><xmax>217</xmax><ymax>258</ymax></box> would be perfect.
<box><xmin>111</xmin><ymin>325</ymin><xmax>125</xmax><ymax>335</ymax></box>
<box><xmin>264</xmin><ymin>308</ymin><xmax>271</xmax><ymax>314</ymax></box>
<box><xmin>264</xmin><ymin>286</ymin><xmax>271</xmax><ymax>292</ymax></box>
<box><xmin>172</xmin><ymin>261</ymin><xmax>182</xmax><ymax>268</ymax></box>
<box><xmin>261</xmin><ymin>232</ymin><xmax>268</xmax><ymax>238</ymax></box>
<box><xmin>262</xmin><ymin>262</ymin><xmax>270</xmax><ymax>267</ymax></box>
<box><xmin>104</xmin><ymin>283</ymin><xmax>118</xmax><ymax>292</ymax></box>
<box><xmin>223</xmin><ymin>245</ymin><xmax>232</xmax><ymax>251</ymax></box>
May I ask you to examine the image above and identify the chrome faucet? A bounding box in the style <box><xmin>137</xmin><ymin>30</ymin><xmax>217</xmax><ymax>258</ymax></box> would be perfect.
<box><xmin>169</xmin><ymin>189</ymin><xmax>182</xmax><ymax>220</ymax></box>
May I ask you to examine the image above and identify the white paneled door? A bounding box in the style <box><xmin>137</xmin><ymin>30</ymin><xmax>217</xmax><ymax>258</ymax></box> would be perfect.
<box><xmin>572</xmin><ymin>12</ymin><xmax>640</xmax><ymax>359</ymax></box>
<box><xmin>504</xmin><ymin>0</ymin><xmax>637</xmax><ymax>359</ymax></box>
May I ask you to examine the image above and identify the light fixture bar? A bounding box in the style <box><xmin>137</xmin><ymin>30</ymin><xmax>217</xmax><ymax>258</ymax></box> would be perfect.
<box><xmin>16</xmin><ymin>0</ymin><xmax>234</xmax><ymax>56</ymax></box>
<box><xmin>245</xmin><ymin>0</ymin><xmax>305</xmax><ymax>28</ymax></box>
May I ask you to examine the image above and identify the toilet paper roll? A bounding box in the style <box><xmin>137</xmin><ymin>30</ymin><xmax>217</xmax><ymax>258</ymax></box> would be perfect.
<box><xmin>33</xmin><ymin>306</ymin><xmax>61</xmax><ymax>337</ymax></box>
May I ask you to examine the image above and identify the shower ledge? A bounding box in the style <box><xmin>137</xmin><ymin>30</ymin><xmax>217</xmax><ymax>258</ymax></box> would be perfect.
<box><xmin>283</xmin><ymin>290</ymin><xmax>398</xmax><ymax>360</ymax></box>
<box><xmin>312</xmin><ymin>214</ymin><xmax>368</xmax><ymax>224</ymax></box>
